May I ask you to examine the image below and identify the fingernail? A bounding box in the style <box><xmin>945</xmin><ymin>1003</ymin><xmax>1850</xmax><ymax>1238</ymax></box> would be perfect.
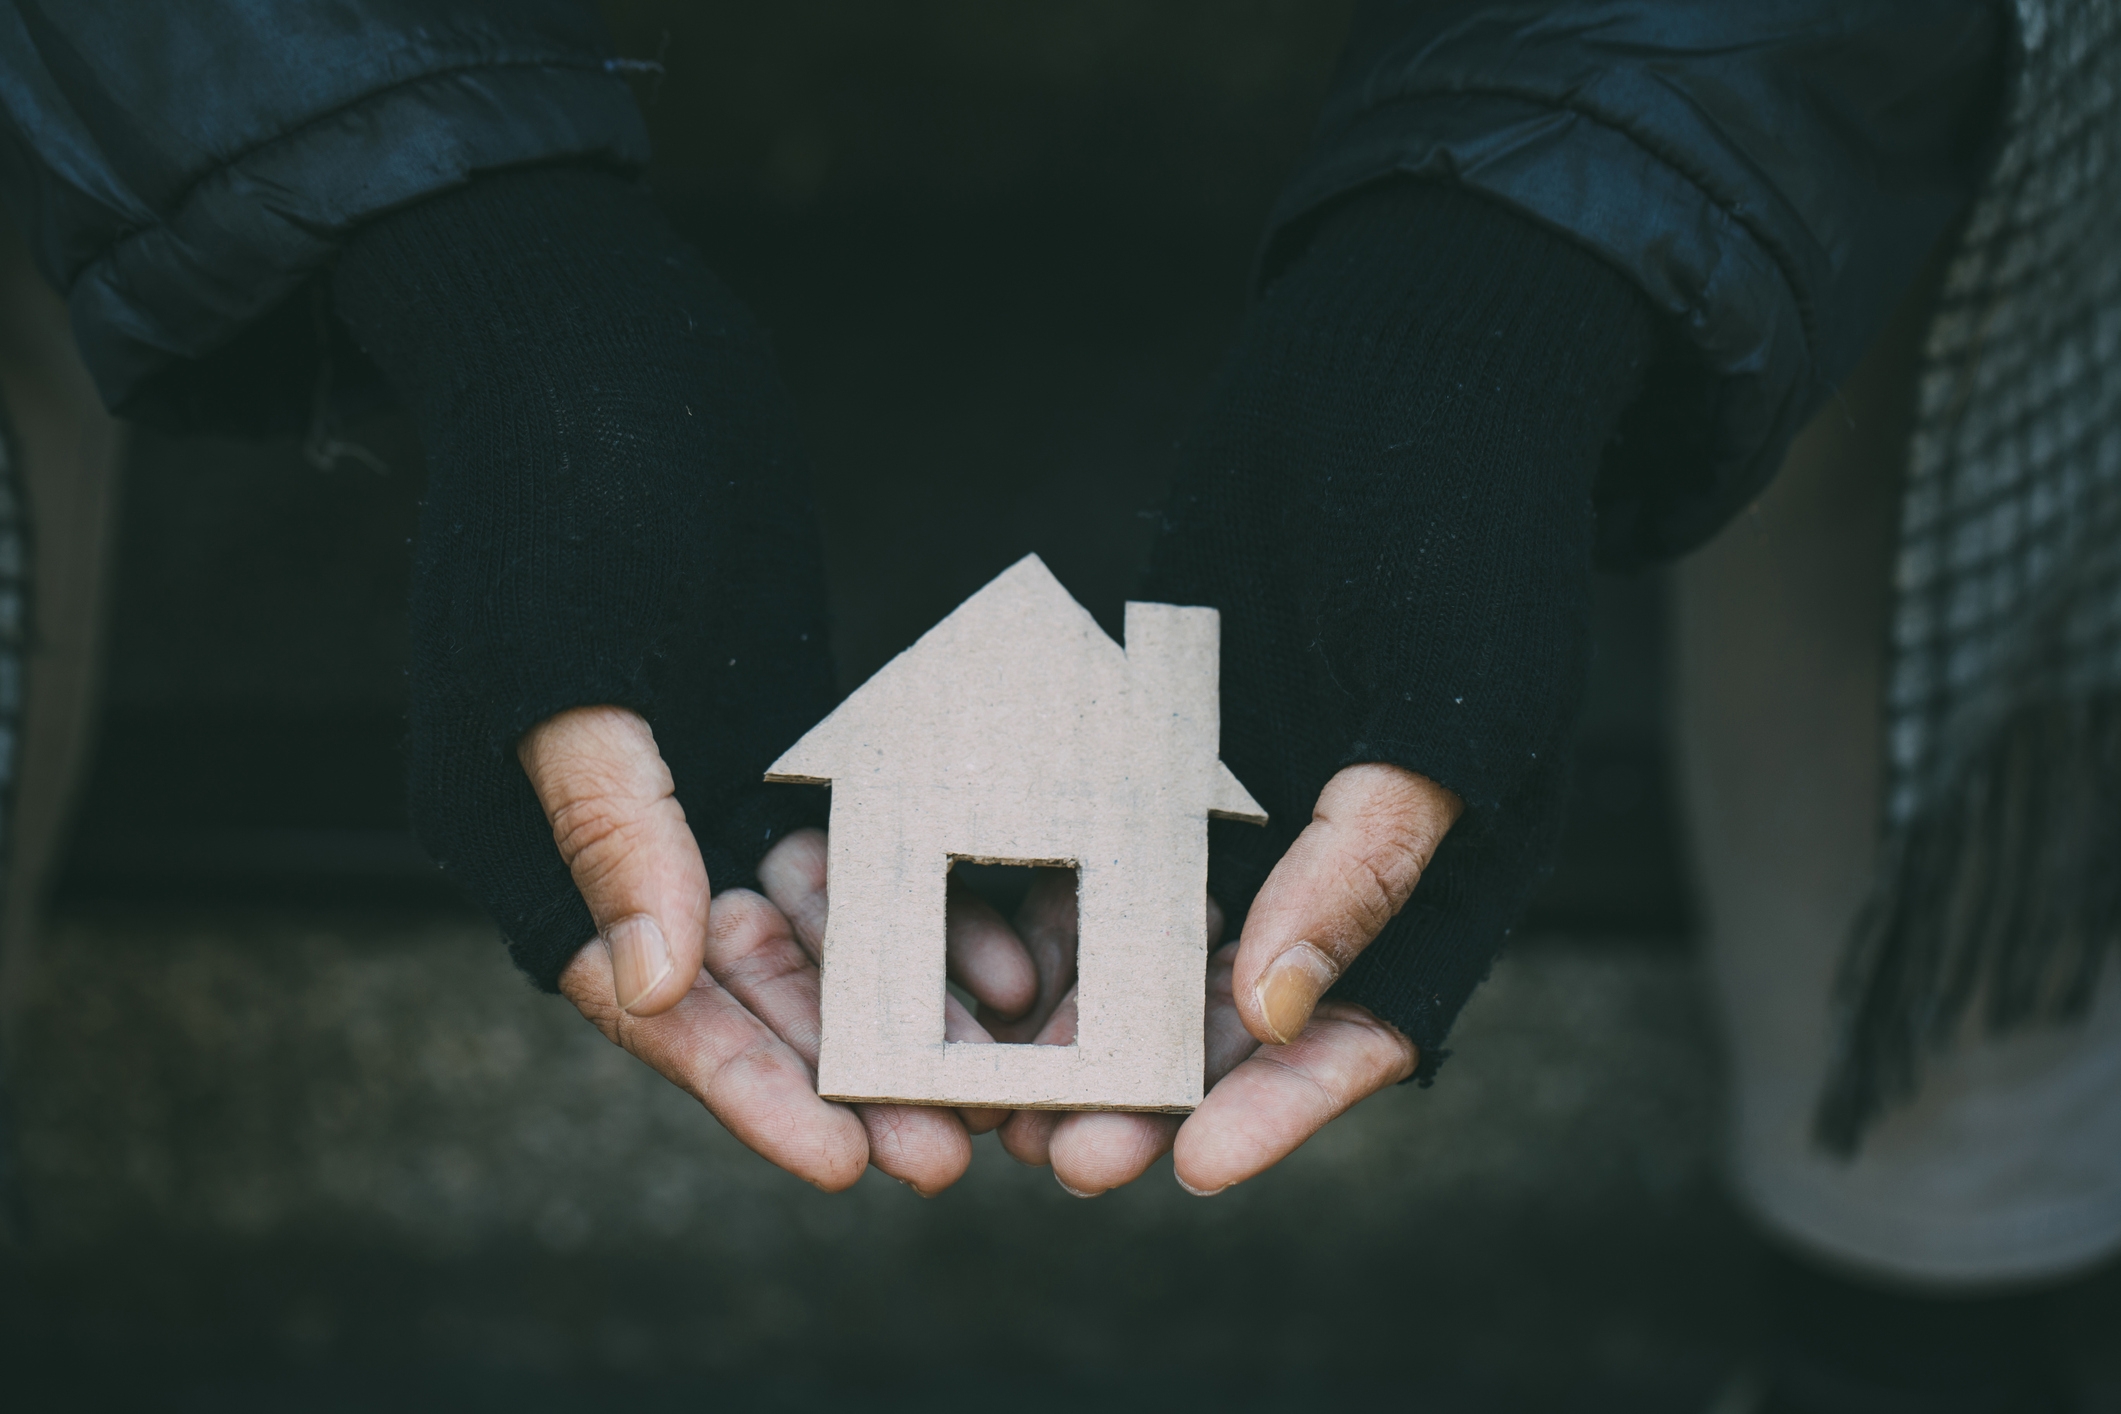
<box><xmin>607</xmin><ymin>915</ymin><xmax>673</xmax><ymax>1013</ymax></box>
<box><xmin>1055</xmin><ymin>1175</ymin><xmax>1102</xmax><ymax>1199</ymax></box>
<box><xmin>1177</xmin><ymin>1175</ymin><xmax>1234</xmax><ymax>1197</ymax></box>
<box><xmin>1254</xmin><ymin>940</ymin><xmax>1339</xmax><ymax>1044</ymax></box>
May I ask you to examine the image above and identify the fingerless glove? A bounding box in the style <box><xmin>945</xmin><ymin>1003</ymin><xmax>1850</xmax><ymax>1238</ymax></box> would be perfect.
<box><xmin>332</xmin><ymin>166</ymin><xmax>836</xmax><ymax>990</ymax></box>
<box><xmin>1145</xmin><ymin>179</ymin><xmax>1659</xmax><ymax>1075</ymax></box>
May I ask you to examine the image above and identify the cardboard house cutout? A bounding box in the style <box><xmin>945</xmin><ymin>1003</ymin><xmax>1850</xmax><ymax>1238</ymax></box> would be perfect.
<box><xmin>766</xmin><ymin>554</ymin><xmax>1266</xmax><ymax>1112</ymax></box>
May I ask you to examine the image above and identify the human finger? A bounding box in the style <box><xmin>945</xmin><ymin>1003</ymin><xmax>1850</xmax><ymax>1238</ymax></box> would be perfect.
<box><xmin>1234</xmin><ymin>762</ymin><xmax>1462</xmax><ymax>1046</ymax></box>
<box><xmin>995</xmin><ymin>985</ymin><xmax>1078</xmax><ymax>1166</ymax></box>
<box><xmin>1044</xmin><ymin>932</ymin><xmax>1254</xmax><ymax>1196</ymax></box>
<box><xmin>1047</xmin><ymin>1112</ymin><xmax>1179</xmax><ymax>1197</ymax></box>
<box><xmin>761</xmin><ymin>835</ymin><xmax>1042</xmax><ymax>1024</ymax></box>
<box><xmin>696</xmin><ymin>885</ymin><xmax>827</xmax><ymax>1058</ymax></box>
<box><xmin>983</xmin><ymin>865</ymin><xmax>1079</xmax><ymax>1042</ymax></box>
<box><xmin>855</xmin><ymin>1101</ymin><xmax>973</xmax><ymax>1197</ymax></box>
<box><xmin>704</xmin><ymin>881</ymin><xmax>974</xmax><ymax>1195</ymax></box>
<box><xmin>559</xmin><ymin>933</ymin><xmax>868</xmax><ymax>1191</ymax></box>
<box><xmin>1172</xmin><ymin>1000</ymin><xmax>1416</xmax><ymax>1196</ymax></box>
<box><xmin>946</xmin><ymin>872</ymin><xmax>1038</xmax><ymax>1018</ymax></box>
<box><xmin>760</xmin><ymin>831</ymin><xmax>1006</xmax><ymax>1144</ymax></box>
<box><xmin>520</xmin><ymin>705</ymin><xmax>707</xmax><ymax>1018</ymax></box>
<box><xmin>756</xmin><ymin>827</ymin><xmax>830</xmax><ymax>961</ymax></box>
<box><xmin>947</xmin><ymin>992</ymin><xmax>1010</xmax><ymax>1135</ymax></box>
<box><xmin>1202</xmin><ymin>938</ymin><xmax>1264</xmax><ymax>1087</ymax></box>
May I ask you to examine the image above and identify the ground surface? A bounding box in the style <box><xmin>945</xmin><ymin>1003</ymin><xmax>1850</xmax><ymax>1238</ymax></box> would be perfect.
<box><xmin>5</xmin><ymin>913</ymin><xmax>1757</xmax><ymax>1411</ymax></box>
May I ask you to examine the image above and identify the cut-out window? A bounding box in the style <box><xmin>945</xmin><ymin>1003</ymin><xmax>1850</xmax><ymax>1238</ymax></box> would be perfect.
<box><xmin>944</xmin><ymin>857</ymin><xmax>1079</xmax><ymax>1044</ymax></box>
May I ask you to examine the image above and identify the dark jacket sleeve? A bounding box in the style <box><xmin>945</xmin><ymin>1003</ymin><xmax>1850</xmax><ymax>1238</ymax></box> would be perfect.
<box><xmin>0</xmin><ymin>0</ymin><xmax>649</xmax><ymax>432</ymax></box>
<box><xmin>1267</xmin><ymin>0</ymin><xmax>2008</xmax><ymax>565</ymax></box>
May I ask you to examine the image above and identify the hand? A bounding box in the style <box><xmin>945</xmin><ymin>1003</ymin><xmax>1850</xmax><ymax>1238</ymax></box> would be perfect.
<box><xmin>998</xmin><ymin>762</ymin><xmax>1461</xmax><ymax>1196</ymax></box>
<box><xmin>519</xmin><ymin>705</ymin><xmax>1035</xmax><ymax>1195</ymax></box>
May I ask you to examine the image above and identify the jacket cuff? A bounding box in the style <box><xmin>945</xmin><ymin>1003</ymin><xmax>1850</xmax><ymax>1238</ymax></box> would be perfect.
<box><xmin>71</xmin><ymin>63</ymin><xmax>648</xmax><ymax>430</ymax></box>
<box><xmin>1260</xmin><ymin>92</ymin><xmax>1804</xmax><ymax>567</ymax></box>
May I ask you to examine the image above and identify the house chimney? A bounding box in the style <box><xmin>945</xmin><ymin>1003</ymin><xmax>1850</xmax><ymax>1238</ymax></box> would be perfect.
<box><xmin>1123</xmin><ymin>601</ymin><xmax>1220</xmax><ymax>809</ymax></box>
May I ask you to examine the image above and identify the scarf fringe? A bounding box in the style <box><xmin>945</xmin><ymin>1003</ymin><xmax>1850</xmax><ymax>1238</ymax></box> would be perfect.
<box><xmin>1813</xmin><ymin>695</ymin><xmax>2121</xmax><ymax>1155</ymax></box>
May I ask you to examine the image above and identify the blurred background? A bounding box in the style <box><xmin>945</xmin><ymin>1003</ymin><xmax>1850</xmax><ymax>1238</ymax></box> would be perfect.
<box><xmin>13</xmin><ymin>3</ymin><xmax>2110</xmax><ymax>1410</ymax></box>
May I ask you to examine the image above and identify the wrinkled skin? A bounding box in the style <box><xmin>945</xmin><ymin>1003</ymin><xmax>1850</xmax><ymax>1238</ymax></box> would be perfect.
<box><xmin>523</xmin><ymin>706</ymin><xmax>1459</xmax><ymax>1196</ymax></box>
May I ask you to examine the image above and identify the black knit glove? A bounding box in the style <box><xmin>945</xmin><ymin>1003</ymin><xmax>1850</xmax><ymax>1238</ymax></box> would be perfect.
<box><xmin>1144</xmin><ymin>179</ymin><xmax>1658</xmax><ymax>1074</ymax></box>
<box><xmin>331</xmin><ymin>165</ymin><xmax>836</xmax><ymax>991</ymax></box>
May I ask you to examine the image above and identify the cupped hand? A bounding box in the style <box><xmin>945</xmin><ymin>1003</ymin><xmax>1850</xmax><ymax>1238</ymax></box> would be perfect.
<box><xmin>999</xmin><ymin>761</ymin><xmax>1462</xmax><ymax>1196</ymax></box>
<box><xmin>519</xmin><ymin>705</ymin><xmax>1034</xmax><ymax>1195</ymax></box>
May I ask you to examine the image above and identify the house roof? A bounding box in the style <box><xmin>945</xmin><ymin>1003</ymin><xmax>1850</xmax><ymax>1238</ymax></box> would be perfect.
<box><xmin>765</xmin><ymin>554</ymin><xmax>1264</xmax><ymax>825</ymax></box>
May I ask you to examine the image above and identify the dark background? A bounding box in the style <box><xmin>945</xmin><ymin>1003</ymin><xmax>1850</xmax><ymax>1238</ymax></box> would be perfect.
<box><xmin>53</xmin><ymin>0</ymin><xmax>1689</xmax><ymax>933</ymax></box>
<box><xmin>0</xmin><ymin>5</ymin><xmax>1905</xmax><ymax>1411</ymax></box>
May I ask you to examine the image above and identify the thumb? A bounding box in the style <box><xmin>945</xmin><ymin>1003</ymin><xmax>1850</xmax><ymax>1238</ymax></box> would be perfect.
<box><xmin>518</xmin><ymin>705</ymin><xmax>710</xmax><ymax>1018</ymax></box>
<box><xmin>1234</xmin><ymin>762</ymin><xmax>1463</xmax><ymax>1046</ymax></box>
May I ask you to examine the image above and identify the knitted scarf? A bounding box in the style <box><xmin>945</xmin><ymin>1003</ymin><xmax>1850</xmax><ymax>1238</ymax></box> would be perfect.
<box><xmin>1817</xmin><ymin>0</ymin><xmax>2121</xmax><ymax>1153</ymax></box>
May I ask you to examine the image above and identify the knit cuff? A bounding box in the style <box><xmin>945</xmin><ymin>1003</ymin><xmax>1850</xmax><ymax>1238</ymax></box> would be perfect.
<box><xmin>334</xmin><ymin>165</ymin><xmax>838</xmax><ymax>990</ymax></box>
<box><xmin>1326</xmin><ymin>749</ymin><xmax>1573</xmax><ymax>1078</ymax></box>
<box><xmin>1165</xmin><ymin>178</ymin><xmax>1658</xmax><ymax>1071</ymax></box>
